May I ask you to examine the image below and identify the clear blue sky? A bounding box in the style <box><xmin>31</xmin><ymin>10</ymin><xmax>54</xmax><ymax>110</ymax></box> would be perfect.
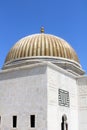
<box><xmin>0</xmin><ymin>0</ymin><xmax>87</xmax><ymax>73</ymax></box>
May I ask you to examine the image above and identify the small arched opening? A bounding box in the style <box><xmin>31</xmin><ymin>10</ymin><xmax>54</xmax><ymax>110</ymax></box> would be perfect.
<box><xmin>61</xmin><ymin>114</ymin><xmax>68</xmax><ymax>130</ymax></box>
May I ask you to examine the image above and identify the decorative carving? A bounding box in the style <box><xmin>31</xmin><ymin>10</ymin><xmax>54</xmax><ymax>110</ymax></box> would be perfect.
<box><xmin>58</xmin><ymin>89</ymin><xmax>70</xmax><ymax>107</ymax></box>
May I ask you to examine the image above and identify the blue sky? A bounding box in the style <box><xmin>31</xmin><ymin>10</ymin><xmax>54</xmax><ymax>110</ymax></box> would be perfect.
<box><xmin>0</xmin><ymin>0</ymin><xmax>87</xmax><ymax>73</ymax></box>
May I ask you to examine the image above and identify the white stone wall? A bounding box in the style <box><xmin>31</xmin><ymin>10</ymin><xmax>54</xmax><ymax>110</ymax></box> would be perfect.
<box><xmin>0</xmin><ymin>62</ymin><xmax>82</xmax><ymax>130</ymax></box>
<box><xmin>0</xmin><ymin>64</ymin><xmax>47</xmax><ymax>130</ymax></box>
<box><xmin>47</xmin><ymin>64</ymin><xmax>79</xmax><ymax>130</ymax></box>
<box><xmin>77</xmin><ymin>76</ymin><xmax>87</xmax><ymax>130</ymax></box>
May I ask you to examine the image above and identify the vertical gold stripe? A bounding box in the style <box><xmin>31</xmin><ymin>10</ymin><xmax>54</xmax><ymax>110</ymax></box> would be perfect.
<box><xmin>17</xmin><ymin>39</ymin><xmax>25</xmax><ymax>58</ymax></box>
<box><xmin>23</xmin><ymin>38</ymin><xmax>29</xmax><ymax>57</ymax></box>
<box><xmin>29</xmin><ymin>36</ymin><xmax>35</xmax><ymax>56</ymax></box>
<box><xmin>13</xmin><ymin>41</ymin><xmax>21</xmax><ymax>59</ymax></box>
<box><xmin>47</xmin><ymin>35</ymin><xmax>50</xmax><ymax>56</ymax></box>
<box><xmin>44</xmin><ymin>35</ymin><xmax>46</xmax><ymax>55</ymax></box>
<box><xmin>63</xmin><ymin>41</ymin><xmax>69</xmax><ymax>58</ymax></box>
<box><xmin>45</xmin><ymin>35</ymin><xmax>49</xmax><ymax>56</ymax></box>
<box><xmin>52</xmin><ymin>37</ymin><xmax>57</xmax><ymax>56</ymax></box>
<box><xmin>41</xmin><ymin>34</ymin><xmax>45</xmax><ymax>55</ymax></box>
<box><xmin>25</xmin><ymin>37</ymin><xmax>32</xmax><ymax>56</ymax></box>
<box><xmin>37</xmin><ymin>34</ymin><xmax>41</xmax><ymax>56</ymax></box>
<box><xmin>62</xmin><ymin>41</ymin><xmax>67</xmax><ymax>58</ymax></box>
<box><xmin>33</xmin><ymin>35</ymin><xmax>38</xmax><ymax>56</ymax></box>
<box><xmin>55</xmin><ymin>38</ymin><xmax>60</xmax><ymax>57</ymax></box>
<box><xmin>8</xmin><ymin>48</ymin><xmax>13</xmax><ymax>61</ymax></box>
<box><xmin>32</xmin><ymin>37</ymin><xmax>36</xmax><ymax>56</ymax></box>
<box><xmin>20</xmin><ymin>39</ymin><xmax>27</xmax><ymax>57</ymax></box>
<box><xmin>21</xmin><ymin>38</ymin><xmax>29</xmax><ymax>57</ymax></box>
<box><xmin>57</xmin><ymin>39</ymin><xmax>63</xmax><ymax>57</ymax></box>
<box><xmin>48</xmin><ymin>35</ymin><xmax>53</xmax><ymax>56</ymax></box>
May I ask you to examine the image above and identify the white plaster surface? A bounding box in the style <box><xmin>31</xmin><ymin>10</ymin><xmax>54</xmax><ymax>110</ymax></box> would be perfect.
<box><xmin>0</xmin><ymin>64</ymin><xmax>47</xmax><ymax>130</ymax></box>
<box><xmin>47</xmin><ymin>65</ymin><xmax>79</xmax><ymax>130</ymax></box>
<box><xmin>0</xmin><ymin>62</ymin><xmax>87</xmax><ymax>130</ymax></box>
<box><xmin>77</xmin><ymin>77</ymin><xmax>87</xmax><ymax>130</ymax></box>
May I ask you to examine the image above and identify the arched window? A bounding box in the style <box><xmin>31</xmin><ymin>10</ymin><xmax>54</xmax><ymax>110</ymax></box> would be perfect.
<box><xmin>61</xmin><ymin>114</ymin><xmax>68</xmax><ymax>130</ymax></box>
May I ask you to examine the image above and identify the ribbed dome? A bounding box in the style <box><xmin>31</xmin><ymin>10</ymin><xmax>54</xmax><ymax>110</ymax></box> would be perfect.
<box><xmin>5</xmin><ymin>33</ymin><xmax>79</xmax><ymax>64</ymax></box>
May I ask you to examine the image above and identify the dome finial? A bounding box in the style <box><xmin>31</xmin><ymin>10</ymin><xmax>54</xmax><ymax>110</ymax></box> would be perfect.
<box><xmin>40</xmin><ymin>27</ymin><xmax>44</xmax><ymax>33</ymax></box>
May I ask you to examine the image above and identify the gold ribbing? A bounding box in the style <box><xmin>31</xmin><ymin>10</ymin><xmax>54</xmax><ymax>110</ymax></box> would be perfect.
<box><xmin>5</xmin><ymin>34</ymin><xmax>79</xmax><ymax>63</ymax></box>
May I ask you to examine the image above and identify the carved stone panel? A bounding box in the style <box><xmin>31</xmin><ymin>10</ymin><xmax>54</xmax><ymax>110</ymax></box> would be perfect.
<box><xmin>58</xmin><ymin>89</ymin><xmax>70</xmax><ymax>107</ymax></box>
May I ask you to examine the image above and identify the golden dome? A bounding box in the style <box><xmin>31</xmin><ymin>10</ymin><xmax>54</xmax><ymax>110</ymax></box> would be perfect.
<box><xmin>5</xmin><ymin>33</ymin><xmax>79</xmax><ymax>64</ymax></box>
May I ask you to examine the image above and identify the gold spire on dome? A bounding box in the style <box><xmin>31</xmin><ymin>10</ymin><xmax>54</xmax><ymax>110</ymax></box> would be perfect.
<box><xmin>40</xmin><ymin>27</ymin><xmax>44</xmax><ymax>33</ymax></box>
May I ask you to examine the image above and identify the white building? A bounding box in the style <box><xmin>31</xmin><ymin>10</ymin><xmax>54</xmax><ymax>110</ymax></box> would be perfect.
<box><xmin>0</xmin><ymin>27</ymin><xmax>87</xmax><ymax>130</ymax></box>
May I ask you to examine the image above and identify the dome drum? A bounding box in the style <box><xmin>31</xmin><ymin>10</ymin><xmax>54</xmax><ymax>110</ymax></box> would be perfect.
<box><xmin>3</xmin><ymin>56</ymin><xmax>84</xmax><ymax>75</ymax></box>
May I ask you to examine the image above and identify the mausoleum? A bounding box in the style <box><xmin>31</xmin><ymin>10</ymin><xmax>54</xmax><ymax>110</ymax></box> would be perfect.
<box><xmin>0</xmin><ymin>27</ymin><xmax>87</xmax><ymax>130</ymax></box>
